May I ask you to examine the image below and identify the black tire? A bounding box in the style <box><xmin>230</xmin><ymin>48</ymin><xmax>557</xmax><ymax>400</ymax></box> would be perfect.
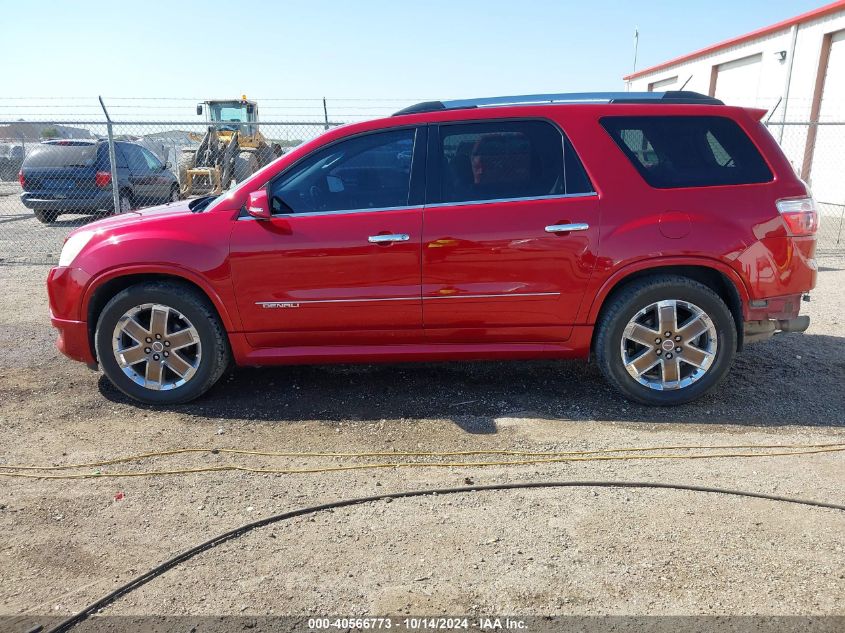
<box><xmin>34</xmin><ymin>209</ymin><xmax>59</xmax><ymax>224</ymax></box>
<box><xmin>116</xmin><ymin>190</ymin><xmax>132</xmax><ymax>214</ymax></box>
<box><xmin>233</xmin><ymin>152</ymin><xmax>259</xmax><ymax>184</ymax></box>
<box><xmin>594</xmin><ymin>275</ymin><xmax>737</xmax><ymax>406</ymax></box>
<box><xmin>168</xmin><ymin>184</ymin><xmax>180</xmax><ymax>203</ymax></box>
<box><xmin>95</xmin><ymin>281</ymin><xmax>230</xmax><ymax>405</ymax></box>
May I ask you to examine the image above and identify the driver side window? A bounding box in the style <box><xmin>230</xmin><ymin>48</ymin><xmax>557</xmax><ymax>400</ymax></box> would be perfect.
<box><xmin>269</xmin><ymin>128</ymin><xmax>416</xmax><ymax>214</ymax></box>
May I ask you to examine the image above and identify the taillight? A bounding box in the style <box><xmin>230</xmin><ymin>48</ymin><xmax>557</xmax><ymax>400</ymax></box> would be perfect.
<box><xmin>18</xmin><ymin>170</ymin><xmax>26</xmax><ymax>189</ymax></box>
<box><xmin>776</xmin><ymin>197</ymin><xmax>819</xmax><ymax>237</ymax></box>
<box><xmin>95</xmin><ymin>170</ymin><xmax>112</xmax><ymax>189</ymax></box>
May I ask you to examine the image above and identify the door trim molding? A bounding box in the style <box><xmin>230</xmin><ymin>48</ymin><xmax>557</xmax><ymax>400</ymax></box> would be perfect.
<box><xmin>255</xmin><ymin>291</ymin><xmax>561</xmax><ymax>307</ymax></box>
<box><xmin>425</xmin><ymin>192</ymin><xmax>597</xmax><ymax>209</ymax></box>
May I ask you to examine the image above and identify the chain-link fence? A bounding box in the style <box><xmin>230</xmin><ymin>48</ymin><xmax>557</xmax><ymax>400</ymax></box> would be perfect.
<box><xmin>0</xmin><ymin>118</ymin><xmax>341</xmax><ymax>263</ymax></box>
<box><xmin>764</xmin><ymin>120</ymin><xmax>845</xmax><ymax>258</ymax></box>
<box><xmin>1</xmin><ymin>109</ymin><xmax>843</xmax><ymax>264</ymax></box>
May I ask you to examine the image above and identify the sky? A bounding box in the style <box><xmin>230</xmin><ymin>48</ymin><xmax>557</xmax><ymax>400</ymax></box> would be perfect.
<box><xmin>1</xmin><ymin>0</ymin><xmax>830</xmax><ymax>120</ymax></box>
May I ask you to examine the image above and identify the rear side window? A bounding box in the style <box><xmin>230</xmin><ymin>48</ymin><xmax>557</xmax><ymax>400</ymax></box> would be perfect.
<box><xmin>122</xmin><ymin>144</ymin><xmax>151</xmax><ymax>173</ymax></box>
<box><xmin>601</xmin><ymin>116</ymin><xmax>772</xmax><ymax>188</ymax></box>
<box><xmin>23</xmin><ymin>144</ymin><xmax>97</xmax><ymax>169</ymax></box>
<box><xmin>437</xmin><ymin>120</ymin><xmax>592</xmax><ymax>204</ymax></box>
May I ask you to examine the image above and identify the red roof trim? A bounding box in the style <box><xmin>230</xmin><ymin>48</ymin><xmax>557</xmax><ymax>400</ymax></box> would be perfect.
<box><xmin>623</xmin><ymin>0</ymin><xmax>845</xmax><ymax>81</ymax></box>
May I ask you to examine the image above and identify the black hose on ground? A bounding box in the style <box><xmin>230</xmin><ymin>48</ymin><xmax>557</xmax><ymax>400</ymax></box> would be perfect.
<box><xmin>43</xmin><ymin>480</ymin><xmax>845</xmax><ymax>633</ymax></box>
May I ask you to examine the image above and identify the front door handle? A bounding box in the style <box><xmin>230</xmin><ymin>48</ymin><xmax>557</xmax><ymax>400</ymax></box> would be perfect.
<box><xmin>368</xmin><ymin>233</ymin><xmax>410</xmax><ymax>244</ymax></box>
<box><xmin>545</xmin><ymin>223</ymin><xmax>589</xmax><ymax>234</ymax></box>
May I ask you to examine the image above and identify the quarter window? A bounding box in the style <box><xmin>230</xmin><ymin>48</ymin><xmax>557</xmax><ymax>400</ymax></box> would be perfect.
<box><xmin>269</xmin><ymin>128</ymin><xmax>416</xmax><ymax>214</ymax></box>
<box><xmin>601</xmin><ymin>116</ymin><xmax>773</xmax><ymax>188</ymax></box>
<box><xmin>437</xmin><ymin>120</ymin><xmax>592</xmax><ymax>204</ymax></box>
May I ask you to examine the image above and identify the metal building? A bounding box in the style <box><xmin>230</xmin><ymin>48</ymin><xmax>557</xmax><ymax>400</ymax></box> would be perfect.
<box><xmin>624</xmin><ymin>1</ymin><xmax>845</xmax><ymax>217</ymax></box>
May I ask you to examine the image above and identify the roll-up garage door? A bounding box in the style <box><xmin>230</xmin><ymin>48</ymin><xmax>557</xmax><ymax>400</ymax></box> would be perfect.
<box><xmin>712</xmin><ymin>54</ymin><xmax>763</xmax><ymax>107</ymax></box>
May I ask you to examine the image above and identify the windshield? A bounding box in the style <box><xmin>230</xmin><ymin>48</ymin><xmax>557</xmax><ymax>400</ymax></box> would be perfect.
<box><xmin>209</xmin><ymin>104</ymin><xmax>249</xmax><ymax>123</ymax></box>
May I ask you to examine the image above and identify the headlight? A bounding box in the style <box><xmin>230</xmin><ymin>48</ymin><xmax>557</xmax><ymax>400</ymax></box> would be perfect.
<box><xmin>58</xmin><ymin>230</ymin><xmax>95</xmax><ymax>267</ymax></box>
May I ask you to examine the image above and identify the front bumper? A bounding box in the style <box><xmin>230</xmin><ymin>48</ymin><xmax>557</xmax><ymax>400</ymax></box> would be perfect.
<box><xmin>50</xmin><ymin>312</ymin><xmax>96</xmax><ymax>365</ymax></box>
<box><xmin>48</xmin><ymin>266</ymin><xmax>96</xmax><ymax>366</ymax></box>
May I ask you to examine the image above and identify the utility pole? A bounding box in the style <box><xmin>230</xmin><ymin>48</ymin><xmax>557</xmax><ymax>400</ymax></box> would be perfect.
<box><xmin>629</xmin><ymin>27</ymin><xmax>639</xmax><ymax>92</ymax></box>
<box><xmin>633</xmin><ymin>27</ymin><xmax>639</xmax><ymax>75</ymax></box>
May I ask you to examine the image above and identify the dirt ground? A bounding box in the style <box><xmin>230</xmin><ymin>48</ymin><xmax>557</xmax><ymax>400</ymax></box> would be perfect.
<box><xmin>0</xmin><ymin>261</ymin><xmax>843</xmax><ymax>630</ymax></box>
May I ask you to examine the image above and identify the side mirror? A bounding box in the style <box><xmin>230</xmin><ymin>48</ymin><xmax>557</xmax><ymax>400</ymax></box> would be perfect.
<box><xmin>164</xmin><ymin>161</ymin><xmax>172</xmax><ymax>170</ymax></box>
<box><xmin>246</xmin><ymin>103</ymin><xmax>255</xmax><ymax>115</ymax></box>
<box><xmin>196</xmin><ymin>104</ymin><xmax>203</xmax><ymax>116</ymax></box>
<box><xmin>246</xmin><ymin>190</ymin><xmax>271</xmax><ymax>219</ymax></box>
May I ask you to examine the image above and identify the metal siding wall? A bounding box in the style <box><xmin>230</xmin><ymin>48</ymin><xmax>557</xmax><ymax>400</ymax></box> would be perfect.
<box><xmin>809</xmin><ymin>29</ymin><xmax>845</xmax><ymax>206</ymax></box>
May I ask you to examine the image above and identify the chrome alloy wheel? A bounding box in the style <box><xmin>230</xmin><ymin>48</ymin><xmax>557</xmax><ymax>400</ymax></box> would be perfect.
<box><xmin>111</xmin><ymin>303</ymin><xmax>201</xmax><ymax>391</ymax></box>
<box><xmin>620</xmin><ymin>299</ymin><xmax>718</xmax><ymax>391</ymax></box>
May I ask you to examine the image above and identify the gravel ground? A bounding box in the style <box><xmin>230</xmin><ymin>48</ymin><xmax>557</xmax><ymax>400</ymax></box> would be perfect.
<box><xmin>0</xmin><ymin>262</ymin><xmax>843</xmax><ymax>629</ymax></box>
<box><xmin>0</xmin><ymin>183</ymin><xmax>113</xmax><ymax>264</ymax></box>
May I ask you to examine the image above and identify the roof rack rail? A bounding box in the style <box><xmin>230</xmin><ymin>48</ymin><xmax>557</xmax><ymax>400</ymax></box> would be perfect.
<box><xmin>393</xmin><ymin>91</ymin><xmax>723</xmax><ymax>116</ymax></box>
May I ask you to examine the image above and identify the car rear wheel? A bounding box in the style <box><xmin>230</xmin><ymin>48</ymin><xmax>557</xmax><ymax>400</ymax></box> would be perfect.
<box><xmin>95</xmin><ymin>281</ymin><xmax>230</xmax><ymax>405</ymax></box>
<box><xmin>594</xmin><ymin>275</ymin><xmax>736</xmax><ymax>406</ymax></box>
<box><xmin>169</xmin><ymin>184</ymin><xmax>180</xmax><ymax>203</ymax></box>
<box><xmin>115</xmin><ymin>191</ymin><xmax>132</xmax><ymax>214</ymax></box>
<box><xmin>34</xmin><ymin>209</ymin><xmax>59</xmax><ymax>224</ymax></box>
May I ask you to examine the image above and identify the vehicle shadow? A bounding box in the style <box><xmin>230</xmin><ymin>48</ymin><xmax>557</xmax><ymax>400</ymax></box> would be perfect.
<box><xmin>98</xmin><ymin>333</ymin><xmax>845</xmax><ymax>434</ymax></box>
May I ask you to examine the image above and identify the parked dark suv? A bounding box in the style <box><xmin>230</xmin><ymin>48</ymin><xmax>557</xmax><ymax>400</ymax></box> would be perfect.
<box><xmin>19</xmin><ymin>140</ymin><xmax>179</xmax><ymax>223</ymax></box>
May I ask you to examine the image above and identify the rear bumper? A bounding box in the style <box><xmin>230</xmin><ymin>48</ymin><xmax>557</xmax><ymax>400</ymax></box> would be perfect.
<box><xmin>746</xmin><ymin>293</ymin><xmax>806</xmax><ymax>322</ymax></box>
<box><xmin>50</xmin><ymin>313</ymin><xmax>96</xmax><ymax>365</ymax></box>
<box><xmin>744</xmin><ymin>315</ymin><xmax>810</xmax><ymax>345</ymax></box>
<box><xmin>21</xmin><ymin>190</ymin><xmax>113</xmax><ymax>212</ymax></box>
<box><xmin>743</xmin><ymin>291</ymin><xmax>810</xmax><ymax>345</ymax></box>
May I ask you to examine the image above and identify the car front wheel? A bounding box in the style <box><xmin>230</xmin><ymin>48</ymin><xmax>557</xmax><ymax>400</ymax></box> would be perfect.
<box><xmin>95</xmin><ymin>281</ymin><xmax>230</xmax><ymax>404</ymax></box>
<box><xmin>594</xmin><ymin>275</ymin><xmax>737</xmax><ymax>406</ymax></box>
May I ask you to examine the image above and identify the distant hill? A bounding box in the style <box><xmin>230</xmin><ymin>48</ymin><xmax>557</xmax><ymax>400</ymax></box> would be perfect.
<box><xmin>0</xmin><ymin>122</ymin><xmax>93</xmax><ymax>141</ymax></box>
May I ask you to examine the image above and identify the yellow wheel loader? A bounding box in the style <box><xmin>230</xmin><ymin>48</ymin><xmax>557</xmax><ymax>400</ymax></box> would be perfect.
<box><xmin>179</xmin><ymin>96</ymin><xmax>282</xmax><ymax>196</ymax></box>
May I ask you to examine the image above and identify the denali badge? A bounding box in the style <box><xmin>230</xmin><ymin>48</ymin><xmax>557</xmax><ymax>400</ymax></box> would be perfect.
<box><xmin>257</xmin><ymin>301</ymin><xmax>300</xmax><ymax>309</ymax></box>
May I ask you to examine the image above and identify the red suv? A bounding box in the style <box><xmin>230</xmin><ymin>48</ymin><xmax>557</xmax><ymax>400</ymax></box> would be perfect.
<box><xmin>46</xmin><ymin>91</ymin><xmax>818</xmax><ymax>406</ymax></box>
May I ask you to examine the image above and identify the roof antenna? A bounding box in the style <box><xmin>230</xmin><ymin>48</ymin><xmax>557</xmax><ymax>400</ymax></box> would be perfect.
<box><xmin>679</xmin><ymin>75</ymin><xmax>693</xmax><ymax>90</ymax></box>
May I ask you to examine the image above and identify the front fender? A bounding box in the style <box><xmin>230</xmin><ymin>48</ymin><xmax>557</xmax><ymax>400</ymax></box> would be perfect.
<box><xmin>73</xmin><ymin>210</ymin><xmax>241</xmax><ymax>331</ymax></box>
<box><xmin>81</xmin><ymin>262</ymin><xmax>240</xmax><ymax>333</ymax></box>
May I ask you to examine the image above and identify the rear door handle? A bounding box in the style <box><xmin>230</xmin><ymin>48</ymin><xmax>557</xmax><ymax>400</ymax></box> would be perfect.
<box><xmin>545</xmin><ymin>223</ymin><xmax>589</xmax><ymax>233</ymax></box>
<box><xmin>368</xmin><ymin>233</ymin><xmax>410</xmax><ymax>243</ymax></box>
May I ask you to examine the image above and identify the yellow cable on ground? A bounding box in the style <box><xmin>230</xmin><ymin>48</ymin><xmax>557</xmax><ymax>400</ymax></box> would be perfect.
<box><xmin>0</xmin><ymin>444</ymin><xmax>843</xmax><ymax>479</ymax></box>
<box><xmin>2</xmin><ymin>441</ymin><xmax>844</xmax><ymax>471</ymax></box>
